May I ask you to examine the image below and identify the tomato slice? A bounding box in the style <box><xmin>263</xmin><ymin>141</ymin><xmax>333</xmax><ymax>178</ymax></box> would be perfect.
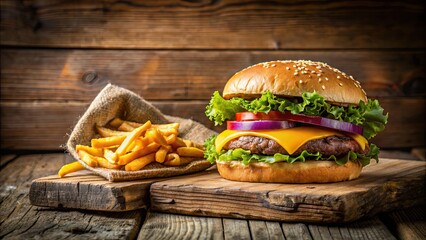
<box><xmin>235</xmin><ymin>111</ymin><xmax>363</xmax><ymax>135</ymax></box>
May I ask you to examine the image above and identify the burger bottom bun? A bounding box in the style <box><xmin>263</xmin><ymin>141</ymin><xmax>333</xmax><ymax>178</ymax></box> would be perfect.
<box><xmin>216</xmin><ymin>160</ymin><xmax>363</xmax><ymax>183</ymax></box>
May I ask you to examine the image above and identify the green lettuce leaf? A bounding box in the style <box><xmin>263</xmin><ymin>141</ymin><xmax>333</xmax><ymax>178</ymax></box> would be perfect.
<box><xmin>205</xmin><ymin>91</ymin><xmax>388</xmax><ymax>139</ymax></box>
<box><xmin>205</xmin><ymin>91</ymin><xmax>244</xmax><ymax>126</ymax></box>
<box><xmin>358</xmin><ymin>100</ymin><xmax>388</xmax><ymax>139</ymax></box>
<box><xmin>204</xmin><ymin>135</ymin><xmax>220</xmax><ymax>164</ymax></box>
<box><xmin>204</xmin><ymin>135</ymin><xmax>379</xmax><ymax>167</ymax></box>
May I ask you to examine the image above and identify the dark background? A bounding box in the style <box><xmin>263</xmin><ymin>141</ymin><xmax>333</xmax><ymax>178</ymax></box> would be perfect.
<box><xmin>1</xmin><ymin>0</ymin><xmax>425</xmax><ymax>152</ymax></box>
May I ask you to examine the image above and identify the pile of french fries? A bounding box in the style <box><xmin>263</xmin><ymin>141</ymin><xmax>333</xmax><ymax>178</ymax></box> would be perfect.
<box><xmin>58</xmin><ymin>118</ymin><xmax>205</xmax><ymax>177</ymax></box>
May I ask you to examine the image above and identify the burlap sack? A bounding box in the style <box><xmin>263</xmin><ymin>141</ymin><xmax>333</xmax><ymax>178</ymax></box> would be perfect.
<box><xmin>66</xmin><ymin>84</ymin><xmax>216</xmax><ymax>181</ymax></box>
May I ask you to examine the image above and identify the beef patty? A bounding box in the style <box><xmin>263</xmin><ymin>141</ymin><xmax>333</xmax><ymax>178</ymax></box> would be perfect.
<box><xmin>223</xmin><ymin>135</ymin><xmax>368</xmax><ymax>157</ymax></box>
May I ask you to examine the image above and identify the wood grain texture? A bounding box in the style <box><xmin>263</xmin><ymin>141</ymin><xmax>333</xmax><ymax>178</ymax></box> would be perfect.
<box><xmin>308</xmin><ymin>217</ymin><xmax>397</xmax><ymax>240</ymax></box>
<box><xmin>381</xmin><ymin>206</ymin><xmax>426</xmax><ymax>240</ymax></box>
<box><xmin>30</xmin><ymin>172</ymin><xmax>155</xmax><ymax>211</ymax></box>
<box><xmin>136</xmin><ymin>211</ymin><xmax>401</xmax><ymax>240</ymax></box>
<box><xmin>281</xmin><ymin>223</ymin><xmax>312</xmax><ymax>240</ymax></box>
<box><xmin>370</xmin><ymin>98</ymin><xmax>426</xmax><ymax>148</ymax></box>
<box><xmin>1</xmin><ymin>49</ymin><xmax>425</xmax><ymax>101</ymax></box>
<box><xmin>137</xmin><ymin>211</ymin><xmax>223</xmax><ymax>240</ymax></box>
<box><xmin>248</xmin><ymin>220</ymin><xmax>284</xmax><ymax>240</ymax></box>
<box><xmin>0</xmin><ymin>154</ymin><xmax>17</xmax><ymax>168</ymax></box>
<box><xmin>2</xmin><ymin>97</ymin><xmax>424</xmax><ymax>150</ymax></box>
<box><xmin>149</xmin><ymin>159</ymin><xmax>426</xmax><ymax>223</ymax></box>
<box><xmin>0</xmin><ymin>153</ymin><xmax>142</xmax><ymax>239</ymax></box>
<box><xmin>223</xmin><ymin>218</ymin><xmax>251</xmax><ymax>239</ymax></box>
<box><xmin>1</xmin><ymin>0</ymin><xmax>424</xmax><ymax>49</ymax></box>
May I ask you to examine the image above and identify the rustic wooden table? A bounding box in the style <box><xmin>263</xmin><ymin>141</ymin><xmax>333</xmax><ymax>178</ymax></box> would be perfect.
<box><xmin>1</xmin><ymin>153</ymin><xmax>424</xmax><ymax>240</ymax></box>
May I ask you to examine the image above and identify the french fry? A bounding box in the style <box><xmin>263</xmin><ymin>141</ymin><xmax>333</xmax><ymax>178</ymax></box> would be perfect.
<box><xmin>167</xmin><ymin>153</ymin><xmax>180</xmax><ymax>162</ymax></box>
<box><xmin>183</xmin><ymin>139</ymin><xmax>193</xmax><ymax>147</ymax></box>
<box><xmin>171</xmin><ymin>137</ymin><xmax>187</xmax><ymax>149</ymax></box>
<box><xmin>103</xmin><ymin>148</ymin><xmax>118</xmax><ymax>163</ymax></box>
<box><xmin>76</xmin><ymin>144</ymin><xmax>103</xmax><ymax>157</ymax></box>
<box><xmin>116</xmin><ymin>121</ymin><xmax>152</xmax><ymax>156</ymax></box>
<box><xmin>153</xmin><ymin>123</ymin><xmax>179</xmax><ymax>130</ymax></box>
<box><xmin>164</xmin><ymin>157</ymin><xmax>195</xmax><ymax>166</ymax></box>
<box><xmin>153</xmin><ymin>123</ymin><xmax>179</xmax><ymax>136</ymax></box>
<box><xmin>91</xmin><ymin>135</ymin><xmax>126</xmax><ymax>149</ymax></box>
<box><xmin>193</xmin><ymin>143</ymin><xmax>204</xmax><ymax>149</ymax></box>
<box><xmin>124</xmin><ymin>120</ymin><xmax>143</xmax><ymax>128</ymax></box>
<box><xmin>145</xmin><ymin>127</ymin><xmax>168</xmax><ymax>146</ymax></box>
<box><xmin>127</xmin><ymin>140</ymin><xmax>137</xmax><ymax>152</ymax></box>
<box><xmin>118</xmin><ymin>122</ymin><xmax>136</xmax><ymax>132</ymax></box>
<box><xmin>104</xmin><ymin>145</ymin><xmax>119</xmax><ymax>151</ymax></box>
<box><xmin>118</xmin><ymin>142</ymin><xmax>160</xmax><ymax>165</ymax></box>
<box><xmin>58</xmin><ymin>161</ymin><xmax>85</xmax><ymax>177</ymax></box>
<box><xmin>67</xmin><ymin>119</ymin><xmax>205</xmax><ymax>173</ymax></box>
<box><xmin>125</xmin><ymin>153</ymin><xmax>156</xmax><ymax>171</ymax></box>
<box><xmin>176</xmin><ymin>147</ymin><xmax>204</xmax><ymax>158</ymax></box>
<box><xmin>165</xmin><ymin>134</ymin><xmax>177</xmax><ymax>145</ymax></box>
<box><xmin>155</xmin><ymin>146</ymin><xmax>170</xmax><ymax>163</ymax></box>
<box><xmin>77</xmin><ymin>150</ymin><xmax>98</xmax><ymax>167</ymax></box>
<box><xmin>122</xmin><ymin>122</ymin><xmax>179</xmax><ymax>135</ymax></box>
<box><xmin>96</xmin><ymin>125</ymin><xmax>129</xmax><ymax>137</ymax></box>
<box><xmin>95</xmin><ymin>156</ymin><xmax>122</xmax><ymax>170</ymax></box>
<box><xmin>131</xmin><ymin>137</ymin><xmax>149</xmax><ymax>152</ymax></box>
<box><xmin>109</xmin><ymin>118</ymin><xmax>124</xmax><ymax>128</ymax></box>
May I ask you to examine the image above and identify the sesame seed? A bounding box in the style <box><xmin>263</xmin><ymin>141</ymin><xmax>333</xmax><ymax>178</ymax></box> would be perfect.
<box><xmin>339</xmin><ymin>82</ymin><xmax>343</xmax><ymax>86</ymax></box>
<box><xmin>353</xmin><ymin>82</ymin><xmax>358</xmax><ymax>87</ymax></box>
<box><xmin>271</xmin><ymin>64</ymin><xmax>276</xmax><ymax>67</ymax></box>
<box><xmin>286</xmin><ymin>67</ymin><xmax>290</xmax><ymax>70</ymax></box>
<box><xmin>299</xmin><ymin>80</ymin><xmax>303</xmax><ymax>84</ymax></box>
<box><xmin>337</xmin><ymin>76</ymin><xmax>341</xmax><ymax>79</ymax></box>
<box><xmin>317</xmin><ymin>73</ymin><xmax>322</xmax><ymax>77</ymax></box>
<box><xmin>350</xmin><ymin>75</ymin><xmax>354</xmax><ymax>80</ymax></box>
<box><xmin>318</xmin><ymin>78</ymin><xmax>322</xmax><ymax>82</ymax></box>
<box><xmin>311</xmin><ymin>70</ymin><xmax>316</xmax><ymax>74</ymax></box>
<box><xmin>294</xmin><ymin>73</ymin><xmax>298</xmax><ymax>76</ymax></box>
<box><xmin>325</xmin><ymin>77</ymin><xmax>329</xmax><ymax>81</ymax></box>
<box><xmin>293</xmin><ymin>65</ymin><xmax>296</xmax><ymax>68</ymax></box>
<box><xmin>316</xmin><ymin>66</ymin><xmax>321</xmax><ymax>69</ymax></box>
<box><xmin>321</xmin><ymin>85</ymin><xmax>325</xmax><ymax>90</ymax></box>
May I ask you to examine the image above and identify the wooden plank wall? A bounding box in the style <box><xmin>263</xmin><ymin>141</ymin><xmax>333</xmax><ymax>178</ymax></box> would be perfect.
<box><xmin>1</xmin><ymin>0</ymin><xmax>425</xmax><ymax>150</ymax></box>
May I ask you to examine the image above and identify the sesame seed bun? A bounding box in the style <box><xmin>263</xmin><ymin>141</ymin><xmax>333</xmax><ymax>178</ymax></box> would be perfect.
<box><xmin>223</xmin><ymin>60</ymin><xmax>367</xmax><ymax>106</ymax></box>
<box><xmin>216</xmin><ymin>160</ymin><xmax>363</xmax><ymax>183</ymax></box>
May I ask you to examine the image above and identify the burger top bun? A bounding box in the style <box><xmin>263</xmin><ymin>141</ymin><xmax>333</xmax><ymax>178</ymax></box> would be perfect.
<box><xmin>223</xmin><ymin>60</ymin><xmax>367</xmax><ymax>105</ymax></box>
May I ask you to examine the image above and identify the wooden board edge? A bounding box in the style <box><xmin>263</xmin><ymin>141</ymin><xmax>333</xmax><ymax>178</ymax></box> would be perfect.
<box><xmin>29</xmin><ymin>175</ymin><xmax>155</xmax><ymax>211</ymax></box>
<box><xmin>149</xmin><ymin>160</ymin><xmax>426</xmax><ymax>223</ymax></box>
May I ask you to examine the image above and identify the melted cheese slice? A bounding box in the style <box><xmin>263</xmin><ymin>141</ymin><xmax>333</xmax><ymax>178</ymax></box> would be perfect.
<box><xmin>215</xmin><ymin>126</ymin><xmax>367</xmax><ymax>155</ymax></box>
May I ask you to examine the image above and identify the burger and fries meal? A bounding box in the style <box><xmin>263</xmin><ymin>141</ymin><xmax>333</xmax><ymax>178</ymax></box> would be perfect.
<box><xmin>60</xmin><ymin>60</ymin><xmax>388</xmax><ymax>184</ymax></box>
<box><xmin>59</xmin><ymin>118</ymin><xmax>204</xmax><ymax>177</ymax></box>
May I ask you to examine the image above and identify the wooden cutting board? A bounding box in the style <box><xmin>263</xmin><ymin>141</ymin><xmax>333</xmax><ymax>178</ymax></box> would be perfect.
<box><xmin>29</xmin><ymin>171</ymin><xmax>157</xmax><ymax>211</ymax></box>
<box><xmin>150</xmin><ymin>158</ymin><xmax>426</xmax><ymax>223</ymax></box>
<box><xmin>30</xmin><ymin>158</ymin><xmax>425</xmax><ymax>223</ymax></box>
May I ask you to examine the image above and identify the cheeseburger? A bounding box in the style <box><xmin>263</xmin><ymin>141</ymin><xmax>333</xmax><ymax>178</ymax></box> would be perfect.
<box><xmin>204</xmin><ymin>60</ymin><xmax>388</xmax><ymax>183</ymax></box>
